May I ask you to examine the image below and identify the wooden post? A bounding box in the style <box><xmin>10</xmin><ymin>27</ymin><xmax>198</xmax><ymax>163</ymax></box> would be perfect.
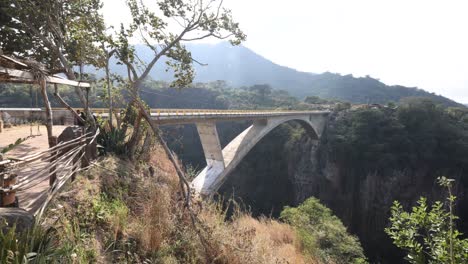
<box><xmin>105</xmin><ymin>56</ymin><xmax>114</xmax><ymax>130</ymax></box>
<box><xmin>39</xmin><ymin>79</ymin><xmax>54</xmax><ymax>148</ymax></box>
<box><xmin>49</xmin><ymin>135</ymin><xmax>57</xmax><ymax>186</ymax></box>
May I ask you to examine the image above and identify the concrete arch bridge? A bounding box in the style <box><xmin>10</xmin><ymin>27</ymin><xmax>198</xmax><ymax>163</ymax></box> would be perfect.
<box><xmin>0</xmin><ymin>108</ymin><xmax>330</xmax><ymax>196</ymax></box>
<box><xmin>148</xmin><ymin>109</ymin><xmax>330</xmax><ymax>196</ymax></box>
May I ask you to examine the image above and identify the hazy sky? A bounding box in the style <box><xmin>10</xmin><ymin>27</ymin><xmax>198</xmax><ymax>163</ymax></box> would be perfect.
<box><xmin>102</xmin><ymin>0</ymin><xmax>468</xmax><ymax>103</ymax></box>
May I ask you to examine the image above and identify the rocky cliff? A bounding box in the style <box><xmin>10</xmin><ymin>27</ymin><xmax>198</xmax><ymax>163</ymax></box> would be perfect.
<box><xmin>219</xmin><ymin>106</ymin><xmax>468</xmax><ymax>263</ymax></box>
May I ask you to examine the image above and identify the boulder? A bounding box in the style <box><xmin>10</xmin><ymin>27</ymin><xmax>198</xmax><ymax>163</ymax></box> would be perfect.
<box><xmin>0</xmin><ymin>208</ymin><xmax>34</xmax><ymax>234</ymax></box>
<box><xmin>57</xmin><ymin>126</ymin><xmax>84</xmax><ymax>144</ymax></box>
<box><xmin>56</xmin><ymin>126</ymin><xmax>97</xmax><ymax>174</ymax></box>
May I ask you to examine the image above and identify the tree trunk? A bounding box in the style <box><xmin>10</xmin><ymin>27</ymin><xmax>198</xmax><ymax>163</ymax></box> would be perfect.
<box><xmin>126</xmin><ymin>111</ymin><xmax>143</xmax><ymax>159</ymax></box>
<box><xmin>139</xmin><ymin>129</ymin><xmax>154</xmax><ymax>161</ymax></box>
<box><xmin>120</xmin><ymin>100</ymin><xmax>135</xmax><ymax>136</ymax></box>
<box><xmin>39</xmin><ymin>79</ymin><xmax>58</xmax><ymax>186</ymax></box>
<box><xmin>105</xmin><ymin>58</ymin><xmax>113</xmax><ymax>130</ymax></box>
<box><xmin>39</xmin><ymin>79</ymin><xmax>54</xmax><ymax>148</ymax></box>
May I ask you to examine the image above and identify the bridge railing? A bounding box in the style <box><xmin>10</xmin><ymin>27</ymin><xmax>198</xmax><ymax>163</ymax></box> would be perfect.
<box><xmin>48</xmin><ymin>108</ymin><xmax>324</xmax><ymax>117</ymax></box>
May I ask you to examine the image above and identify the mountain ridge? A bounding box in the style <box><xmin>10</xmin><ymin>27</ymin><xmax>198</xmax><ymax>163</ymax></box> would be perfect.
<box><xmin>106</xmin><ymin>42</ymin><xmax>462</xmax><ymax>107</ymax></box>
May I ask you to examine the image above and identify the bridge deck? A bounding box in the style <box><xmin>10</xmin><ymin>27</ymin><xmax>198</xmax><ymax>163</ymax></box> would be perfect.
<box><xmin>93</xmin><ymin>109</ymin><xmax>329</xmax><ymax>125</ymax></box>
<box><xmin>149</xmin><ymin>109</ymin><xmax>329</xmax><ymax>124</ymax></box>
<box><xmin>1</xmin><ymin>108</ymin><xmax>330</xmax><ymax>125</ymax></box>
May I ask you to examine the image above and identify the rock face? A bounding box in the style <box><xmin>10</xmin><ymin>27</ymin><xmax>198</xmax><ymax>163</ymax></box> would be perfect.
<box><xmin>281</xmin><ymin>112</ymin><xmax>468</xmax><ymax>263</ymax></box>
<box><xmin>219</xmin><ymin>110</ymin><xmax>468</xmax><ymax>263</ymax></box>
<box><xmin>0</xmin><ymin>208</ymin><xmax>34</xmax><ymax>234</ymax></box>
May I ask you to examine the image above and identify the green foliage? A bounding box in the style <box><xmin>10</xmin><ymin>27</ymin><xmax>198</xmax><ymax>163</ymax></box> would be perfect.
<box><xmin>0</xmin><ymin>83</ymin><xmax>107</xmax><ymax>108</ymax></box>
<box><xmin>97</xmin><ymin>126</ymin><xmax>128</xmax><ymax>155</ymax></box>
<box><xmin>1</xmin><ymin>0</ymin><xmax>106</xmax><ymax>73</ymax></box>
<box><xmin>140</xmin><ymin>80</ymin><xmax>306</xmax><ymax>110</ymax></box>
<box><xmin>327</xmin><ymin>99</ymin><xmax>468</xmax><ymax>183</ymax></box>
<box><xmin>385</xmin><ymin>177</ymin><xmax>468</xmax><ymax>263</ymax></box>
<box><xmin>304</xmin><ymin>95</ymin><xmax>334</xmax><ymax>104</ymax></box>
<box><xmin>52</xmin><ymin>219</ymin><xmax>98</xmax><ymax>263</ymax></box>
<box><xmin>0</xmin><ymin>221</ymin><xmax>64</xmax><ymax>263</ymax></box>
<box><xmin>280</xmin><ymin>197</ymin><xmax>367</xmax><ymax>264</ymax></box>
<box><xmin>1</xmin><ymin>137</ymin><xmax>27</xmax><ymax>154</ymax></box>
<box><xmin>334</xmin><ymin>101</ymin><xmax>351</xmax><ymax>111</ymax></box>
<box><xmin>302</xmin><ymin>73</ymin><xmax>462</xmax><ymax>107</ymax></box>
<box><xmin>92</xmin><ymin>194</ymin><xmax>129</xmax><ymax>247</ymax></box>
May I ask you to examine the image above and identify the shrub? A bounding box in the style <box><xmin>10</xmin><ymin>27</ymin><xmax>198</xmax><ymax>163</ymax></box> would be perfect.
<box><xmin>97</xmin><ymin>127</ymin><xmax>128</xmax><ymax>155</ymax></box>
<box><xmin>0</xmin><ymin>222</ymin><xmax>56</xmax><ymax>263</ymax></box>
<box><xmin>385</xmin><ymin>177</ymin><xmax>468</xmax><ymax>263</ymax></box>
<box><xmin>280</xmin><ymin>197</ymin><xmax>367</xmax><ymax>263</ymax></box>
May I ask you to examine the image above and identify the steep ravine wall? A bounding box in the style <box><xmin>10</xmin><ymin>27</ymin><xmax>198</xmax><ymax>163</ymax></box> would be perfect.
<box><xmin>164</xmin><ymin>110</ymin><xmax>468</xmax><ymax>263</ymax></box>
<box><xmin>216</xmin><ymin>111</ymin><xmax>468</xmax><ymax>263</ymax></box>
<box><xmin>281</xmin><ymin>112</ymin><xmax>468</xmax><ymax>263</ymax></box>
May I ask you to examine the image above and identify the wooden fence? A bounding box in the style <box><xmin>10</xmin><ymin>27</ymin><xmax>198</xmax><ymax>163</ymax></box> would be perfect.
<box><xmin>0</xmin><ymin>128</ymin><xmax>99</xmax><ymax>218</ymax></box>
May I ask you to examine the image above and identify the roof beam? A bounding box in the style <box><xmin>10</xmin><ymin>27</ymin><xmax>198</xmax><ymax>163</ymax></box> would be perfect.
<box><xmin>0</xmin><ymin>66</ymin><xmax>90</xmax><ymax>88</ymax></box>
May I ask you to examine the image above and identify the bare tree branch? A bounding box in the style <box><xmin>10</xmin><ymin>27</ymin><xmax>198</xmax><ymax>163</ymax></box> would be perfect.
<box><xmin>191</xmin><ymin>57</ymin><xmax>207</xmax><ymax>66</ymax></box>
<box><xmin>136</xmin><ymin>26</ymin><xmax>192</xmax><ymax>84</ymax></box>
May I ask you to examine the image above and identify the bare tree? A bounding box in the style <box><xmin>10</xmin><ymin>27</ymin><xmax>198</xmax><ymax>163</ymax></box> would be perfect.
<box><xmin>112</xmin><ymin>0</ymin><xmax>245</xmax><ymax>202</ymax></box>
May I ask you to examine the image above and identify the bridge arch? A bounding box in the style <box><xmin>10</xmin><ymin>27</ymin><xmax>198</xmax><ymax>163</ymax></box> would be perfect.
<box><xmin>192</xmin><ymin>113</ymin><xmax>328</xmax><ymax>196</ymax></box>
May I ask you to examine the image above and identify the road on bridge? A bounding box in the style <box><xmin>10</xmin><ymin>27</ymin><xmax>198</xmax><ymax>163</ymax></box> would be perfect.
<box><xmin>89</xmin><ymin>108</ymin><xmax>330</xmax><ymax>125</ymax></box>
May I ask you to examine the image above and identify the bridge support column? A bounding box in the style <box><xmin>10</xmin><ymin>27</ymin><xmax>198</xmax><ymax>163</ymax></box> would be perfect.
<box><xmin>196</xmin><ymin>121</ymin><xmax>225</xmax><ymax>169</ymax></box>
<box><xmin>193</xmin><ymin>122</ymin><xmax>225</xmax><ymax>194</ymax></box>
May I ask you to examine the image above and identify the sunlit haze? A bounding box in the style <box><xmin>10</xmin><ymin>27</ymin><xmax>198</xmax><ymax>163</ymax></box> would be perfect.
<box><xmin>102</xmin><ymin>0</ymin><xmax>468</xmax><ymax>103</ymax></box>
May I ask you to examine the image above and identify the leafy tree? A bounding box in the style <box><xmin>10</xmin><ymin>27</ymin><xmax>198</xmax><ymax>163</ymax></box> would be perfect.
<box><xmin>249</xmin><ymin>84</ymin><xmax>272</xmax><ymax>103</ymax></box>
<box><xmin>304</xmin><ymin>95</ymin><xmax>330</xmax><ymax>104</ymax></box>
<box><xmin>103</xmin><ymin>0</ymin><xmax>246</xmax><ymax>203</ymax></box>
<box><xmin>385</xmin><ymin>177</ymin><xmax>468</xmax><ymax>263</ymax></box>
<box><xmin>280</xmin><ymin>197</ymin><xmax>367</xmax><ymax>264</ymax></box>
<box><xmin>1</xmin><ymin>0</ymin><xmax>108</xmax><ymax>133</ymax></box>
<box><xmin>114</xmin><ymin>0</ymin><xmax>245</xmax><ymax>90</ymax></box>
<box><xmin>1</xmin><ymin>0</ymin><xmax>106</xmax><ymax>79</ymax></box>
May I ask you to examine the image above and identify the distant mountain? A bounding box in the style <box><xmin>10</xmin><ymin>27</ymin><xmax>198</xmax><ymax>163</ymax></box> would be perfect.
<box><xmin>107</xmin><ymin>42</ymin><xmax>463</xmax><ymax>107</ymax></box>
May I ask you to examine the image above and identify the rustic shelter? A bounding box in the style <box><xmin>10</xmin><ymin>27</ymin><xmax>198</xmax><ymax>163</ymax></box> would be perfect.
<box><xmin>0</xmin><ymin>54</ymin><xmax>90</xmax><ymax>146</ymax></box>
<box><xmin>0</xmin><ymin>54</ymin><xmax>93</xmax><ymax>209</ymax></box>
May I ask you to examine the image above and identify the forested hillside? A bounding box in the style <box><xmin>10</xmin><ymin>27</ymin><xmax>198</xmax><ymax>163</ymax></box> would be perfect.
<box><xmin>217</xmin><ymin>99</ymin><xmax>468</xmax><ymax>263</ymax></box>
<box><xmin>103</xmin><ymin>42</ymin><xmax>463</xmax><ymax>107</ymax></box>
<box><xmin>2</xmin><ymin>41</ymin><xmax>462</xmax><ymax>108</ymax></box>
<box><xmin>2</xmin><ymin>75</ymin><xmax>468</xmax><ymax>263</ymax></box>
<box><xmin>118</xmin><ymin>83</ymin><xmax>468</xmax><ymax>263</ymax></box>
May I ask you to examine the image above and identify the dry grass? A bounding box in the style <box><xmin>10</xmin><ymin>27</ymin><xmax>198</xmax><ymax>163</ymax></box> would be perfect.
<box><xmin>197</xmin><ymin>204</ymin><xmax>316</xmax><ymax>264</ymax></box>
<box><xmin>128</xmin><ymin>142</ymin><xmax>181</xmax><ymax>253</ymax></box>
<box><xmin>44</xmin><ymin>143</ymin><xmax>317</xmax><ymax>263</ymax></box>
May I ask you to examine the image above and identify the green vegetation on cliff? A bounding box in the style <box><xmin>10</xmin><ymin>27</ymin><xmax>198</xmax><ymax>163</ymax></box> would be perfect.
<box><xmin>281</xmin><ymin>197</ymin><xmax>367</xmax><ymax>264</ymax></box>
<box><xmin>326</xmin><ymin>98</ymin><xmax>468</xmax><ymax>182</ymax></box>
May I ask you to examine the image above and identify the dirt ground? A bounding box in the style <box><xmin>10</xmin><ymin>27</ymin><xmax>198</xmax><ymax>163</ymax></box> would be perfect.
<box><xmin>1</xmin><ymin>125</ymin><xmax>68</xmax><ymax>213</ymax></box>
<box><xmin>0</xmin><ymin>125</ymin><xmax>67</xmax><ymax>154</ymax></box>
